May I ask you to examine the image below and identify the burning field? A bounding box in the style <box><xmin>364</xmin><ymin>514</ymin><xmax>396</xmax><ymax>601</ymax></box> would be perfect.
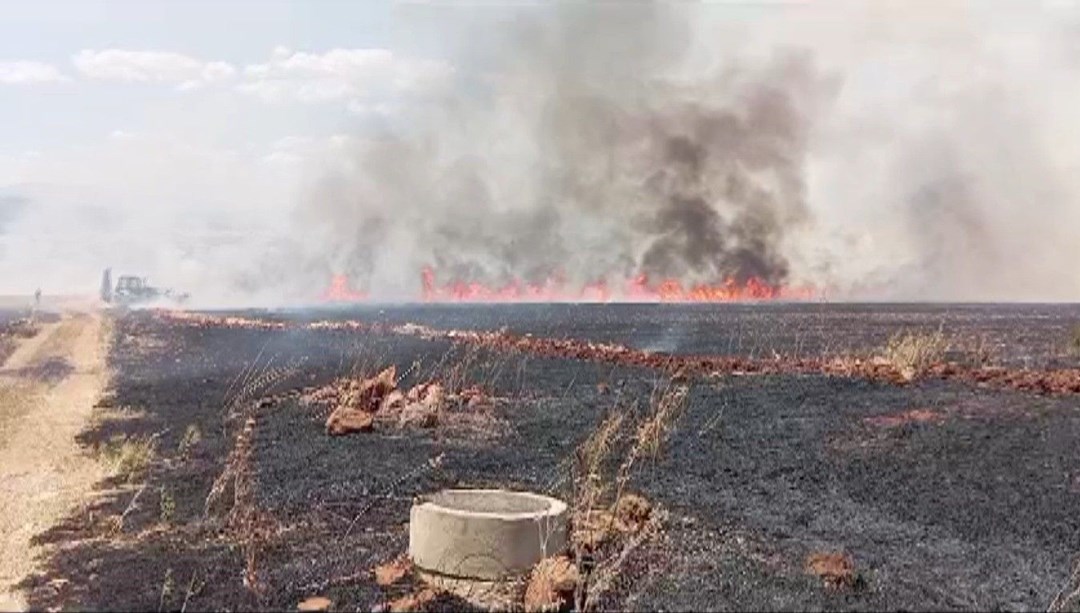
<box><xmin>8</xmin><ymin>2</ymin><xmax>1080</xmax><ymax>610</ymax></box>
<box><xmin>7</xmin><ymin>302</ymin><xmax>1079</xmax><ymax>611</ymax></box>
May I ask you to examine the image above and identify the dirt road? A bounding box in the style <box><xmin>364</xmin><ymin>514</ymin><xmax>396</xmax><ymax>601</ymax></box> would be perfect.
<box><xmin>0</xmin><ymin>311</ymin><xmax>109</xmax><ymax>611</ymax></box>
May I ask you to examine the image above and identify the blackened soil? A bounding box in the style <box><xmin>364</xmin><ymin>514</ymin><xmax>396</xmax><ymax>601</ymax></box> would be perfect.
<box><xmin>17</xmin><ymin>307</ymin><xmax>1080</xmax><ymax>612</ymax></box>
<box><xmin>263</xmin><ymin>302</ymin><xmax>1080</xmax><ymax>368</ymax></box>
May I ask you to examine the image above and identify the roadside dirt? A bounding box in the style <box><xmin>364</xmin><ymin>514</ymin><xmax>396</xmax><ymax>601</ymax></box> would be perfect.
<box><xmin>0</xmin><ymin>311</ymin><xmax>109</xmax><ymax>611</ymax></box>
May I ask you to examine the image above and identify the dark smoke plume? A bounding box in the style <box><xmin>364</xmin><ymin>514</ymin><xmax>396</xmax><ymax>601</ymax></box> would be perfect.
<box><xmin>292</xmin><ymin>3</ymin><xmax>838</xmax><ymax>296</ymax></box>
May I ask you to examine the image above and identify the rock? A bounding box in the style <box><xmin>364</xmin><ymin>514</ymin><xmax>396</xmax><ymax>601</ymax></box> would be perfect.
<box><xmin>399</xmin><ymin>402</ymin><xmax>438</xmax><ymax>429</ymax></box>
<box><xmin>382</xmin><ymin>588</ymin><xmax>437</xmax><ymax>612</ymax></box>
<box><xmin>524</xmin><ymin>556</ymin><xmax>579</xmax><ymax>612</ymax></box>
<box><xmin>399</xmin><ymin>382</ymin><xmax>445</xmax><ymax>428</ymax></box>
<box><xmin>805</xmin><ymin>552</ymin><xmax>858</xmax><ymax>589</ymax></box>
<box><xmin>373</xmin><ymin>554</ymin><xmax>412</xmax><ymax>587</ymax></box>
<box><xmin>346</xmin><ymin>366</ymin><xmax>398</xmax><ymax>412</ymax></box>
<box><xmin>325</xmin><ymin>407</ymin><xmax>374</xmax><ymax>435</ymax></box>
<box><xmin>422</xmin><ymin>384</ymin><xmax>444</xmax><ymax>409</ymax></box>
<box><xmin>296</xmin><ymin>596</ymin><xmax>332</xmax><ymax>611</ymax></box>
<box><xmin>405</xmin><ymin>383</ymin><xmax>426</xmax><ymax>402</ymax></box>
<box><xmin>457</xmin><ymin>385</ymin><xmax>498</xmax><ymax>411</ymax></box>
<box><xmin>379</xmin><ymin>390</ymin><xmax>406</xmax><ymax>413</ymax></box>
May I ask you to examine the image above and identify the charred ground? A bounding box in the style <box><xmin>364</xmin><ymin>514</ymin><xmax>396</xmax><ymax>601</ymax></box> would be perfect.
<box><xmin>15</xmin><ymin>304</ymin><xmax>1080</xmax><ymax>611</ymax></box>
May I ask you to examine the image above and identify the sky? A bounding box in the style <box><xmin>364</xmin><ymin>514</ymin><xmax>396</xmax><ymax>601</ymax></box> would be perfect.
<box><xmin>0</xmin><ymin>0</ymin><xmax>455</xmax><ymax>298</ymax></box>
<box><xmin>3</xmin><ymin>1</ymin><xmax>1080</xmax><ymax>303</ymax></box>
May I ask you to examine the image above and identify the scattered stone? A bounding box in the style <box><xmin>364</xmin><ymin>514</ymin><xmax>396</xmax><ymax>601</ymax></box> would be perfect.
<box><xmin>524</xmin><ymin>556</ymin><xmax>579</xmax><ymax>613</ymax></box>
<box><xmin>379</xmin><ymin>588</ymin><xmax>437</xmax><ymax>613</ymax></box>
<box><xmin>806</xmin><ymin>552</ymin><xmax>859</xmax><ymax>589</ymax></box>
<box><xmin>399</xmin><ymin>403</ymin><xmax>438</xmax><ymax>429</ymax></box>
<box><xmin>296</xmin><ymin>595</ymin><xmax>332</xmax><ymax>611</ymax></box>
<box><xmin>346</xmin><ymin>365</ymin><xmax>397</xmax><ymax>412</ymax></box>
<box><xmin>420</xmin><ymin>383</ymin><xmax>445</xmax><ymax>410</ymax></box>
<box><xmin>455</xmin><ymin>385</ymin><xmax>491</xmax><ymax>408</ymax></box>
<box><xmin>374</xmin><ymin>554</ymin><xmax>412</xmax><ymax>587</ymax></box>
<box><xmin>379</xmin><ymin>390</ymin><xmax>406</xmax><ymax>413</ymax></box>
<box><xmin>398</xmin><ymin>383</ymin><xmax>444</xmax><ymax>428</ymax></box>
<box><xmin>405</xmin><ymin>382</ymin><xmax>426</xmax><ymax>402</ymax></box>
<box><xmin>325</xmin><ymin>407</ymin><xmax>374</xmax><ymax>435</ymax></box>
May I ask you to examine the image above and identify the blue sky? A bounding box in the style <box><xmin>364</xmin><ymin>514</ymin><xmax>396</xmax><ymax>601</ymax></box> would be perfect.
<box><xmin>0</xmin><ymin>1</ymin><xmax>403</xmax><ymax>153</ymax></box>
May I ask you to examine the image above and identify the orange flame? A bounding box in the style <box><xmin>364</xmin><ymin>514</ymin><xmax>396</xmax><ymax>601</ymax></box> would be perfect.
<box><xmin>419</xmin><ymin>267</ymin><xmax>815</xmax><ymax>303</ymax></box>
<box><xmin>321</xmin><ymin>274</ymin><xmax>368</xmax><ymax>303</ymax></box>
<box><xmin>320</xmin><ymin>268</ymin><xmax>816</xmax><ymax>303</ymax></box>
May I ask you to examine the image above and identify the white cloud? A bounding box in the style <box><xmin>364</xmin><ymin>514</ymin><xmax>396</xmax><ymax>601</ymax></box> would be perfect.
<box><xmin>0</xmin><ymin>131</ymin><xmax>303</xmax><ymax>299</ymax></box>
<box><xmin>0</xmin><ymin>60</ymin><xmax>69</xmax><ymax>84</ymax></box>
<box><xmin>72</xmin><ymin>49</ymin><xmax>235</xmax><ymax>89</ymax></box>
<box><xmin>237</xmin><ymin>47</ymin><xmax>453</xmax><ymax>104</ymax></box>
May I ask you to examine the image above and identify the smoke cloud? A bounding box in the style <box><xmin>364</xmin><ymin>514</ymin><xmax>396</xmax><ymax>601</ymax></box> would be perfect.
<box><xmin>281</xmin><ymin>1</ymin><xmax>1080</xmax><ymax>302</ymax></box>
<box><xmin>4</xmin><ymin>2</ymin><xmax>1080</xmax><ymax>303</ymax></box>
<box><xmin>293</xmin><ymin>3</ymin><xmax>836</xmax><ymax>297</ymax></box>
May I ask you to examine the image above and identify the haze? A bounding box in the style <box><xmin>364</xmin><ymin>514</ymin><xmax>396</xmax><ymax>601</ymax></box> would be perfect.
<box><xmin>2</xmin><ymin>0</ymin><xmax>1079</xmax><ymax>305</ymax></box>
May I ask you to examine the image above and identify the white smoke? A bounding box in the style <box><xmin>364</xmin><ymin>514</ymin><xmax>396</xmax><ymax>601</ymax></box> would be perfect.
<box><xmin>3</xmin><ymin>1</ymin><xmax>1080</xmax><ymax>304</ymax></box>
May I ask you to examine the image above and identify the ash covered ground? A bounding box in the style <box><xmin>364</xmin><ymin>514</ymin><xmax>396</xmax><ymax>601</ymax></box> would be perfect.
<box><xmin>270</xmin><ymin>303</ymin><xmax>1080</xmax><ymax>367</ymax></box>
<box><xmin>17</xmin><ymin>304</ymin><xmax>1080</xmax><ymax>611</ymax></box>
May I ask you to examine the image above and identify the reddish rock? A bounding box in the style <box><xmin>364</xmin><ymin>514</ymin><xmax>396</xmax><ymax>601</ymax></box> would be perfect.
<box><xmin>325</xmin><ymin>407</ymin><xmax>374</xmax><ymax>435</ymax></box>
<box><xmin>296</xmin><ymin>596</ymin><xmax>332</xmax><ymax>611</ymax></box>
<box><xmin>806</xmin><ymin>552</ymin><xmax>858</xmax><ymax>589</ymax></box>
<box><xmin>399</xmin><ymin>382</ymin><xmax>444</xmax><ymax>428</ymax></box>
<box><xmin>524</xmin><ymin>556</ymin><xmax>579</xmax><ymax>613</ymax></box>
<box><xmin>373</xmin><ymin>554</ymin><xmax>412</xmax><ymax>587</ymax></box>
<box><xmin>382</xmin><ymin>588</ymin><xmax>437</xmax><ymax>613</ymax></box>
<box><xmin>348</xmin><ymin>365</ymin><xmax>397</xmax><ymax>411</ymax></box>
<box><xmin>379</xmin><ymin>390</ymin><xmax>406</xmax><ymax>413</ymax></box>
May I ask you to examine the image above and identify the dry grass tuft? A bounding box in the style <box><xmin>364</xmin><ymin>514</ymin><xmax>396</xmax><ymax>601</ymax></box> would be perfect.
<box><xmin>881</xmin><ymin>329</ymin><xmax>950</xmax><ymax>381</ymax></box>
<box><xmin>564</xmin><ymin>378</ymin><xmax>690</xmax><ymax>610</ymax></box>
<box><xmin>574</xmin><ymin>411</ymin><xmax>626</xmax><ymax>513</ymax></box>
<box><xmin>1069</xmin><ymin>324</ymin><xmax>1080</xmax><ymax>358</ymax></box>
<box><xmin>635</xmin><ymin>385</ymin><xmax>689</xmax><ymax>459</ymax></box>
<box><xmin>100</xmin><ymin>434</ymin><xmax>157</xmax><ymax>483</ymax></box>
<box><xmin>525</xmin><ymin>555</ymin><xmax>579</xmax><ymax>612</ymax></box>
<box><xmin>159</xmin><ymin>485</ymin><xmax>176</xmax><ymax>524</ymax></box>
<box><xmin>177</xmin><ymin>423</ymin><xmax>202</xmax><ymax>457</ymax></box>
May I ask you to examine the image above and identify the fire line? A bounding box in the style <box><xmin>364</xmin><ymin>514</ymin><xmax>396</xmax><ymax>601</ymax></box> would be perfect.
<box><xmin>320</xmin><ymin>268</ymin><xmax>816</xmax><ymax>304</ymax></box>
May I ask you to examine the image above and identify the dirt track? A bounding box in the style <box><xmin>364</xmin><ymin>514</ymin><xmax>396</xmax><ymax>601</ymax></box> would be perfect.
<box><xmin>0</xmin><ymin>311</ymin><xmax>108</xmax><ymax>611</ymax></box>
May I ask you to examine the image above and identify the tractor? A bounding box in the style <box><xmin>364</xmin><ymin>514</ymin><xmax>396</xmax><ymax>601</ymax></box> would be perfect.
<box><xmin>101</xmin><ymin>268</ymin><xmax>189</xmax><ymax>307</ymax></box>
